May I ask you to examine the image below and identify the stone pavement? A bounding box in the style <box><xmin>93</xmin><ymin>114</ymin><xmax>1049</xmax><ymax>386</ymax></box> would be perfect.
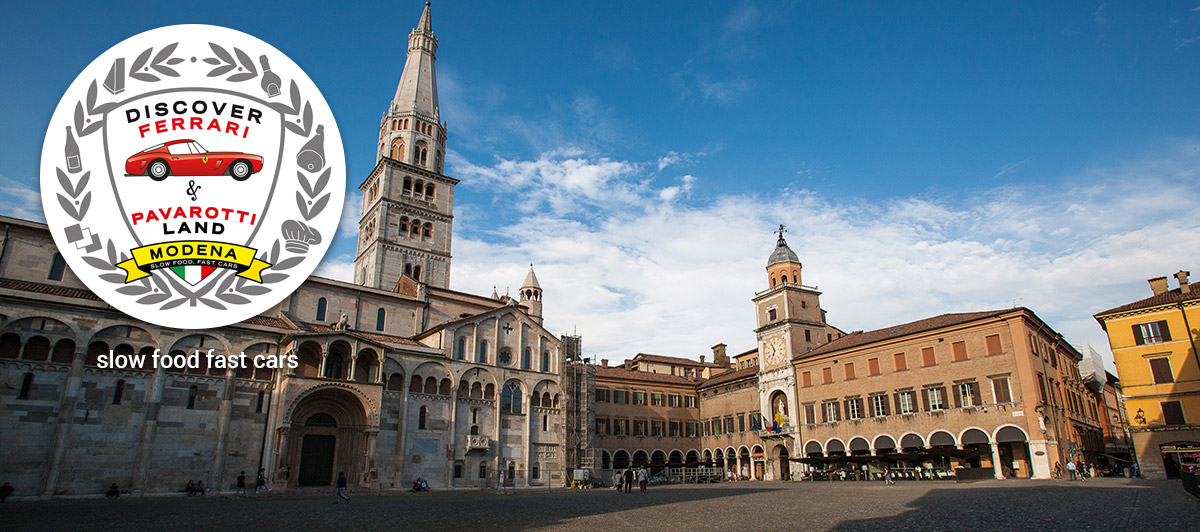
<box><xmin>1</xmin><ymin>478</ymin><xmax>1196</xmax><ymax>531</ymax></box>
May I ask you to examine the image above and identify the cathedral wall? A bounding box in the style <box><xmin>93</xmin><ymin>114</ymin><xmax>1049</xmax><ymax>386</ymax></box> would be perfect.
<box><xmin>0</xmin><ymin>221</ymin><xmax>86</xmax><ymax>289</ymax></box>
<box><xmin>0</xmin><ymin>361</ymin><xmax>70</xmax><ymax>493</ymax></box>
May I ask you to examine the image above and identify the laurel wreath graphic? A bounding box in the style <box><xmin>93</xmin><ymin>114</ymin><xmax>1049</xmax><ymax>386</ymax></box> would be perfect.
<box><xmin>56</xmin><ymin>42</ymin><xmax>332</xmax><ymax>311</ymax></box>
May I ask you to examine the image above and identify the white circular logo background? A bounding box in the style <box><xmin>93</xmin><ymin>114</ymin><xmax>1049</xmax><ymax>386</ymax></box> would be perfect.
<box><xmin>40</xmin><ymin>24</ymin><xmax>345</xmax><ymax>329</ymax></box>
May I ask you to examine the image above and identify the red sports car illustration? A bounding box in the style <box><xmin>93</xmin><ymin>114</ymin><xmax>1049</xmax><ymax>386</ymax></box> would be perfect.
<box><xmin>125</xmin><ymin>139</ymin><xmax>264</xmax><ymax>181</ymax></box>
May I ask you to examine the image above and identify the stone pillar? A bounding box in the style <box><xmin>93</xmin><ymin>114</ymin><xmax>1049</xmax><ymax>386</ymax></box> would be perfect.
<box><xmin>1028</xmin><ymin>439</ymin><xmax>1052</xmax><ymax>479</ymax></box>
<box><xmin>348</xmin><ymin>354</ymin><xmax>357</xmax><ymax>381</ymax></box>
<box><xmin>209</xmin><ymin>371</ymin><xmax>236</xmax><ymax>490</ymax></box>
<box><xmin>445</xmin><ymin>387</ymin><xmax>458</xmax><ymax>488</ymax></box>
<box><xmin>131</xmin><ymin>363</ymin><xmax>168</xmax><ymax>495</ymax></box>
<box><xmin>392</xmin><ymin>384</ymin><xmax>408</xmax><ymax>488</ymax></box>
<box><xmin>363</xmin><ymin>427</ymin><xmax>378</xmax><ymax>488</ymax></box>
<box><xmin>40</xmin><ymin>346</ymin><xmax>88</xmax><ymax>498</ymax></box>
<box><xmin>274</xmin><ymin>427</ymin><xmax>290</xmax><ymax>487</ymax></box>
<box><xmin>991</xmin><ymin>443</ymin><xmax>1004</xmax><ymax>480</ymax></box>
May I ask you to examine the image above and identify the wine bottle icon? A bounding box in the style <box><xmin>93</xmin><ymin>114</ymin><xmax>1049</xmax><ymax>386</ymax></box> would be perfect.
<box><xmin>65</xmin><ymin>126</ymin><xmax>81</xmax><ymax>174</ymax></box>
<box><xmin>296</xmin><ymin>125</ymin><xmax>325</xmax><ymax>172</ymax></box>
<box><xmin>259</xmin><ymin>56</ymin><xmax>281</xmax><ymax>98</ymax></box>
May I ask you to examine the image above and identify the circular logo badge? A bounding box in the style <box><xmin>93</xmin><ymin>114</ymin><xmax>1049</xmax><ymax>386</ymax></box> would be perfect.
<box><xmin>40</xmin><ymin>25</ymin><xmax>345</xmax><ymax>329</ymax></box>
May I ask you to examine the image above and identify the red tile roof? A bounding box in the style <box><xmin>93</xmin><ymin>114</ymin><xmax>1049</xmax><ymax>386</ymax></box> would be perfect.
<box><xmin>800</xmin><ymin>309</ymin><xmax>1014</xmax><ymax>360</ymax></box>
<box><xmin>698</xmin><ymin>365</ymin><xmax>757</xmax><ymax>388</ymax></box>
<box><xmin>1094</xmin><ymin>282</ymin><xmax>1200</xmax><ymax>318</ymax></box>
<box><xmin>0</xmin><ymin>279</ymin><xmax>102</xmax><ymax>301</ymax></box>
<box><xmin>632</xmin><ymin>353</ymin><xmax>722</xmax><ymax>368</ymax></box>
<box><xmin>241</xmin><ymin>315</ymin><xmax>292</xmax><ymax>329</ymax></box>
<box><xmin>594</xmin><ymin>366</ymin><xmax>700</xmax><ymax>386</ymax></box>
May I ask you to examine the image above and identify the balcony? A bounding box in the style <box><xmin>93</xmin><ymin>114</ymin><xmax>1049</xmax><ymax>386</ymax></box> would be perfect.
<box><xmin>464</xmin><ymin>435</ymin><xmax>489</xmax><ymax>451</ymax></box>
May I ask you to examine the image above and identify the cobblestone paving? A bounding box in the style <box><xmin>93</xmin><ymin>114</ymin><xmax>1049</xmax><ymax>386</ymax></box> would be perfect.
<box><xmin>2</xmin><ymin>478</ymin><xmax>1196</xmax><ymax>531</ymax></box>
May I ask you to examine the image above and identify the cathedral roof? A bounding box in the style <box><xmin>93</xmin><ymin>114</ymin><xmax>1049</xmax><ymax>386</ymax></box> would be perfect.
<box><xmin>521</xmin><ymin>265</ymin><xmax>541</xmax><ymax>290</ymax></box>
<box><xmin>767</xmin><ymin>235</ymin><xmax>800</xmax><ymax>267</ymax></box>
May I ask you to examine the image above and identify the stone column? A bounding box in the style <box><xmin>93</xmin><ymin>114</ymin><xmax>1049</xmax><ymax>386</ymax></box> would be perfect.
<box><xmin>209</xmin><ymin>370</ymin><xmax>235</xmax><ymax>490</ymax></box>
<box><xmin>40</xmin><ymin>345</ymin><xmax>88</xmax><ymax>498</ymax></box>
<box><xmin>445</xmin><ymin>388</ymin><xmax>458</xmax><ymax>488</ymax></box>
<box><xmin>131</xmin><ymin>363</ymin><xmax>168</xmax><ymax>494</ymax></box>
<box><xmin>392</xmin><ymin>382</ymin><xmax>408</xmax><ymax>487</ymax></box>
<box><xmin>990</xmin><ymin>443</ymin><xmax>1004</xmax><ymax>480</ymax></box>
<box><xmin>348</xmin><ymin>354</ymin><xmax>358</xmax><ymax>381</ymax></box>
<box><xmin>273</xmin><ymin>427</ymin><xmax>290</xmax><ymax>487</ymax></box>
<box><xmin>363</xmin><ymin>427</ymin><xmax>378</xmax><ymax>487</ymax></box>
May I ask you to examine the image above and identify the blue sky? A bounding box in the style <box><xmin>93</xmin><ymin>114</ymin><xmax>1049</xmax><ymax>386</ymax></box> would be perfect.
<box><xmin>4</xmin><ymin>1</ymin><xmax>1200</xmax><ymax>368</ymax></box>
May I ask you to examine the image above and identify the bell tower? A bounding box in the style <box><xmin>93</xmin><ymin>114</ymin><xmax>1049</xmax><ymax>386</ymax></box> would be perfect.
<box><xmin>753</xmin><ymin>225</ymin><xmax>832</xmax><ymax>366</ymax></box>
<box><xmin>355</xmin><ymin>2</ymin><xmax>457</xmax><ymax>290</ymax></box>
<box><xmin>519</xmin><ymin>265</ymin><xmax>543</xmax><ymax>325</ymax></box>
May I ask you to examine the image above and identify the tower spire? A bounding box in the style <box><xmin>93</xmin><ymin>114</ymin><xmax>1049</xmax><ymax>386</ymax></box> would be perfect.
<box><xmin>417</xmin><ymin>1</ymin><xmax>432</xmax><ymax>33</ymax></box>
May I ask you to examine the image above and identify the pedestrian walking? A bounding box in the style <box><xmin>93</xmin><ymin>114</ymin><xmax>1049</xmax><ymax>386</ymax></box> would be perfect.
<box><xmin>883</xmin><ymin>467</ymin><xmax>895</xmax><ymax>485</ymax></box>
<box><xmin>1065</xmin><ymin>460</ymin><xmax>1077</xmax><ymax>481</ymax></box>
<box><xmin>622</xmin><ymin>468</ymin><xmax>633</xmax><ymax>493</ymax></box>
<box><xmin>334</xmin><ymin>472</ymin><xmax>350</xmax><ymax>504</ymax></box>
<box><xmin>1</xmin><ymin>482</ymin><xmax>14</xmax><ymax>502</ymax></box>
<box><xmin>1053</xmin><ymin>462</ymin><xmax>1062</xmax><ymax>479</ymax></box>
<box><xmin>638</xmin><ymin>467</ymin><xmax>648</xmax><ymax>492</ymax></box>
<box><xmin>613</xmin><ymin>470</ymin><xmax>623</xmax><ymax>491</ymax></box>
<box><xmin>236</xmin><ymin>471</ymin><xmax>248</xmax><ymax>496</ymax></box>
<box><xmin>1078</xmin><ymin>461</ymin><xmax>1087</xmax><ymax>482</ymax></box>
<box><xmin>256</xmin><ymin>468</ymin><xmax>271</xmax><ymax>494</ymax></box>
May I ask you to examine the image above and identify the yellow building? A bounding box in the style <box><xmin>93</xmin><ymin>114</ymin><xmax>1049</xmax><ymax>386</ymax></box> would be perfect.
<box><xmin>1094</xmin><ymin>270</ymin><xmax>1200</xmax><ymax>479</ymax></box>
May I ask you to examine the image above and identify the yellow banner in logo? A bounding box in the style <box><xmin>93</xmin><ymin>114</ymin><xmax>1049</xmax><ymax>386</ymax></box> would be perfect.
<box><xmin>116</xmin><ymin>240</ymin><xmax>271</xmax><ymax>283</ymax></box>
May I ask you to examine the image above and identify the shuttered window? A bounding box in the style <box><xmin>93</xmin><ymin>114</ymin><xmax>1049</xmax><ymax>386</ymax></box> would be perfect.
<box><xmin>922</xmin><ymin>347</ymin><xmax>936</xmax><ymax>366</ymax></box>
<box><xmin>1162</xmin><ymin>401</ymin><xmax>1186</xmax><ymax>425</ymax></box>
<box><xmin>1133</xmin><ymin>321</ymin><xmax>1171</xmax><ymax>345</ymax></box>
<box><xmin>952</xmin><ymin>341</ymin><xmax>968</xmax><ymax>361</ymax></box>
<box><xmin>1149</xmin><ymin>358</ymin><xmax>1175</xmax><ymax>384</ymax></box>
<box><xmin>894</xmin><ymin>352</ymin><xmax>907</xmax><ymax>371</ymax></box>
<box><xmin>868</xmin><ymin>358</ymin><xmax>880</xmax><ymax>375</ymax></box>
<box><xmin>985</xmin><ymin>334</ymin><xmax>1002</xmax><ymax>355</ymax></box>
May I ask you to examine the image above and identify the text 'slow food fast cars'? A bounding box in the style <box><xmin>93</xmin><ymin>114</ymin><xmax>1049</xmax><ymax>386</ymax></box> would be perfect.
<box><xmin>125</xmin><ymin>139</ymin><xmax>264</xmax><ymax>181</ymax></box>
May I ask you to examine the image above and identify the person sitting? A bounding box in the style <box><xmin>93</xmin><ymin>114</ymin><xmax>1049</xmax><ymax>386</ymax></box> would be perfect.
<box><xmin>0</xmin><ymin>482</ymin><xmax>14</xmax><ymax>502</ymax></box>
<box><xmin>185</xmin><ymin>480</ymin><xmax>195</xmax><ymax>496</ymax></box>
<box><xmin>105</xmin><ymin>483</ymin><xmax>120</xmax><ymax>499</ymax></box>
<box><xmin>195</xmin><ymin>480</ymin><xmax>206</xmax><ymax>495</ymax></box>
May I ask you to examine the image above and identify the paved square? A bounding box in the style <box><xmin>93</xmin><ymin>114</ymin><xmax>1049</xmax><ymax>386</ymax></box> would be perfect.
<box><xmin>3</xmin><ymin>478</ymin><xmax>1197</xmax><ymax>531</ymax></box>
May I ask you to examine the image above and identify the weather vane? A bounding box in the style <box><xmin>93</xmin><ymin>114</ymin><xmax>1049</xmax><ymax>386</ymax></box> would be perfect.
<box><xmin>777</xmin><ymin>224</ymin><xmax>787</xmax><ymax>239</ymax></box>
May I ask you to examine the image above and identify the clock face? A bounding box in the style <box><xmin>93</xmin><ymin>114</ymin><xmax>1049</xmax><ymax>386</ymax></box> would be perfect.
<box><xmin>766</xmin><ymin>336</ymin><xmax>786</xmax><ymax>363</ymax></box>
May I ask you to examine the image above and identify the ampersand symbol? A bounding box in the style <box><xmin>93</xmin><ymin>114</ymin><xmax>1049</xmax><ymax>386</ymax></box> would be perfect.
<box><xmin>186</xmin><ymin>180</ymin><xmax>201</xmax><ymax>201</ymax></box>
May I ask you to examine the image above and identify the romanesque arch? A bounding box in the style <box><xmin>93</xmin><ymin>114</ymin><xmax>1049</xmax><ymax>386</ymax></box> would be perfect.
<box><xmin>280</xmin><ymin>385</ymin><xmax>374</xmax><ymax>487</ymax></box>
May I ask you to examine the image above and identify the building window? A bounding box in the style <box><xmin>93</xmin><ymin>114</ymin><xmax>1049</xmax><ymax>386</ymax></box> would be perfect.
<box><xmin>456</xmin><ymin>337</ymin><xmax>466</xmax><ymax>360</ymax></box>
<box><xmin>614</xmin><ymin>390</ymin><xmax>627</xmax><ymax>404</ymax></box>
<box><xmin>822</xmin><ymin>367</ymin><xmax>833</xmax><ymax>384</ymax></box>
<box><xmin>541</xmin><ymin>350</ymin><xmax>550</xmax><ymax>372</ymax></box>
<box><xmin>845</xmin><ymin>398</ymin><xmax>863</xmax><ymax>419</ymax></box>
<box><xmin>531</xmin><ymin>463</ymin><xmax>540</xmax><ymax>480</ymax></box>
<box><xmin>633</xmin><ymin>391</ymin><xmax>646</xmax><ymax>405</ymax></box>
<box><xmin>501</xmin><ymin>383</ymin><xmax>522</xmax><ymax>414</ymax></box>
<box><xmin>454</xmin><ymin>461</ymin><xmax>463</xmax><ymax>478</ymax></box>
<box><xmin>870</xmin><ymin>395</ymin><xmax>889</xmax><ymax>417</ymax></box>
<box><xmin>844</xmin><ymin>363</ymin><xmax>856</xmax><ymax>380</ymax></box>
<box><xmin>921</xmin><ymin>347</ymin><xmax>936</xmax><ymax>367</ymax></box>
<box><xmin>801</xmin><ymin>371</ymin><xmax>812</xmax><ymax>387</ymax></box>
<box><xmin>1162</xmin><ymin>401</ymin><xmax>1186</xmax><ymax>425</ymax></box>
<box><xmin>652</xmin><ymin>420</ymin><xmax>664</xmax><ymax>436</ymax></box>
<box><xmin>867</xmin><ymin>358</ymin><xmax>880</xmax><ymax>376</ymax></box>
<box><xmin>985</xmin><ymin>334</ymin><xmax>1002</xmax><ymax>355</ymax></box>
<box><xmin>896</xmin><ymin>391</ymin><xmax>916</xmax><ymax>414</ymax></box>
<box><xmin>256</xmin><ymin>391</ymin><xmax>265</xmax><ymax>413</ymax></box>
<box><xmin>112</xmin><ymin>379</ymin><xmax>125</xmax><ymax>405</ymax></box>
<box><xmin>1149</xmin><ymin>358</ymin><xmax>1175</xmax><ymax>384</ymax></box>
<box><xmin>542</xmin><ymin>414</ymin><xmax>549</xmax><ymax>432</ymax></box>
<box><xmin>804</xmin><ymin>329</ymin><xmax>812</xmax><ymax>342</ymax></box>
<box><xmin>596</xmin><ymin>418</ymin><xmax>609</xmax><ymax>435</ymax></box>
<box><xmin>686</xmin><ymin>421</ymin><xmax>697</xmax><ymax>437</ymax></box>
<box><xmin>1133</xmin><ymin>321</ymin><xmax>1171</xmax><ymax>345</ymax></box>
<box><xmin>187</xmin><ymin>386</ymin><xmax>198</xmax><ymax>409</ymax></box>
<box><xmin>685</xmin><ymin>396</ymin><xmax>696</xmax><ymax>408</ymax></box>
<box><xmin>767</xmin><ymin>308</ymin><xmax>777</xmax><ymax>321</ymax></box>
<box><xmin>418</xmin><ymin>406</ymin><xmax>428</xmax><ymax>429</ymax></box>
<box><xmin>670</xmin><ymin>421</ymin><xmax>681</xmax><ymax>437</ymax></box>
<box><xmin>991</xmin><ymin>376</ymin><xmax>1012</xmax><ymax>403</ymax></box>
<box><xmin>957</xmin><ymin>382</ymin><xmax>980</xmax><ymax>407</ymax></box>
<box><xmin>894</xmin><ymin>352</ymin><xmax>907</xmax><ymax>371</ymax></box>
<box><xmin>1036</xmin><ymin>373</ymin><xmax>1047</xmax><ymax>404</ymax></box>
<box><xmin>651</xmin><ymin>393</ymin><xmax>664</xmax><ymax>406</ymax></box>
<box><xmin>926</xmin><ymin>388</ymin><xmax>945</xmax><ymax>411</ymax></box>
<box><xmin>18</xmin><ymin>372</ymin><xmax>33</xmax><ymax>400</ymax></box>
<box><xmin>49</xmin><ymin>253</ymin><xmax>67</xmax><ymax>281</ymax></box>
<box><xmin>738</xmin><ymin>414</ymin><xmax>746</xmax><ymax>432</ymax></box>
<box><xmin>952</xmin><ymin>341</ymin><xmax>967</xmax><ymax>362</ymax></box>
<box><xmin>315</xmin><ymin>297</ymin><xmax>327</xmax><ymax>322</ymax></box>
<box><xmin>668</xmin><ymin>394</ymin><xmax>680</xmax><ymax>407</ymax></box>
<box><xmin>477</xmin><ymin>341</ymin><xmax>488</xmax><ymax>363</ymax></box>
<box><xmin>633</xmin><ymin>419</ymin><xmax>646</xmax><ymax>436</ymax></box>
<box><xmin>804</xmin><ymin>404</ymin><xmax>816</xmax><ymax>424</ymax></box>
<box><xmin>822</xmin><ymin>401</ymin><xmax>840</xmax><ymax>423</ymax></box>
<box><xmin>376</xmin><ymin>308</ymin><xmax>386</xmax><ymax>331</ymax></box>
<box><xmin>479</xmin><ymin>462</ymin><xmax>487</xmax><ymax>479</ymax></box>
<box><xmin>595</xmin><ymin>389</ymin><xmax>609</xmax><ymax>402</ymax></box>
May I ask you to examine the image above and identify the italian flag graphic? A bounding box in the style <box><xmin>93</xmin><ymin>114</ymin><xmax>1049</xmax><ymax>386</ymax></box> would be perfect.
<box><xmin>169</xmin><ymin>264</ymin><xmax>217</xmax><ymax>285</ymax></box>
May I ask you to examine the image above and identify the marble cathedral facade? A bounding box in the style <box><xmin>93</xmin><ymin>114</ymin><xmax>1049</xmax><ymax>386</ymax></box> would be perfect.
<box><xmin>0</xmin><ymin>4</ymin><xmax>567</xmax><ymax>498</ymax></box>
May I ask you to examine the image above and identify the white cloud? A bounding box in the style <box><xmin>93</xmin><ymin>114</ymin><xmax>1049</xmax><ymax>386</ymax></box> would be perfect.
<box><xmin>449</xmin><ymin>141</ymin><xmax>1200</xmax><ymax>377</ymax></box>
<box><xmin>338</xmin><ymin>191</ymin><xmax>361</xmax><ymax>237</ymax></box>
<box><xmin>0</xmin><ymin>175</ymin><xmax>45</xmax><ymax>223</ymax></box>
<box><xmin>315</xmin><ymin>253</ymin><xmax>355</xmax><ymax>282</ymax></box>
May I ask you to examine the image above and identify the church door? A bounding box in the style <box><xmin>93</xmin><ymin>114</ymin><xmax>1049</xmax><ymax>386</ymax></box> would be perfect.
<box><xmin>299</xmin><ymin>434</ymin><xmax>336</xmax><ymax>486</ymax></box>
